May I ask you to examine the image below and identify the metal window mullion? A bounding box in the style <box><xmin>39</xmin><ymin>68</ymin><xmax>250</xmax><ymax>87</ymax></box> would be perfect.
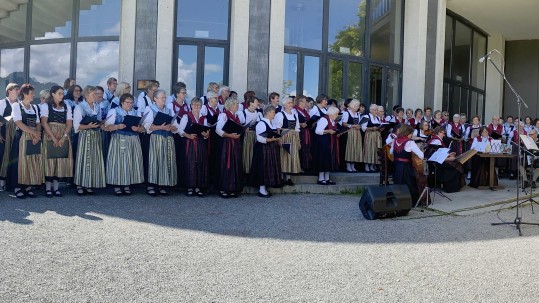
<box><xmin>342</xmin><ymin>58</ymin><xmax>349</xmax><ymax>99</ymax></box>
<box><xmin>197</xmin><ymin>43</ymin><xmax>205</xmax><ymax>97</ymax></box>
<box><xmin>71</xmin><ymin>0</ymin><xmax>80</xmax><ymax>80</ymax></box>
<box><xmin>297</xmin><ymin>53</ymin><xmax>304</xmax><ymax>97</ymax></box>
<box><xmin>23</xmin><ymin>0</ymin><xmax>33</xmax><ymax>83</ymax></box>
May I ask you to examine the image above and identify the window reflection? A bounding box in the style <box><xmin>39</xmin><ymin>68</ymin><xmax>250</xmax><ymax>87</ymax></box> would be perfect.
<box><xmin>32</xmin><ymin>0</ymin><xmax>73</xmax><ymax>40</ymax></box>
<box><xmin>30</xmin><ymin>43</ymin><xmax>70</xmax><ymax>94</ymax></box>
<box><xmin>444</xmin><ymin>16</ymin><xmax>453</xmax><ymax>78</ymax></box>
<box><xmin>177</xmin><ymin>0</ymin><xmax>229</xmax><ymax>40</ymax></box>
<box><xmin>177</xmin><ymin>45</ymin><xmax>198</xmax><ymax>98</ymax></box>
<box><xmin>285</xmin><ymin>0</ymin><xmax>323</xmax><ymax>50</ymax></box>
<box><xmin>328</xmin><ymin>0</ymin><xmax>366</xmax><ymax>56</ymax></box>
<box><xmin>471</xmin><ymin>33</ymin><xmax>486</xmax><ymax>89</ymax></box>
<box><xmin>453</xmin><ymin>21</ymin><xmax>471</xmax><ymax>84</ymax></box>
<box><xmin>79</xmin><ymin>0</ymin><xmax>121</xmax><ymax>37</ymax></box>
<box><xmin>0</xmin><ymin>48</ymin><xmax>25</xmax><ymax>93</ymax></box>
<box><xmin>76</xmin><ymin>41</ymin><xmax>119</xmax><ymax>87</ymax></box>
<box><xmin>328</xmin><ymin>59</ymin><xmax>343</xmax><ymax>100</ymax></box>
<box><xmin>348</xmin><ymin>62</ymin><xmax>362</xmax><ymax>99</ymax></box>
<box><xmin>283</xmin><ymin>53</ymin><xmax>297</xmax><ymax>97</ymax></box>
<box><xmin>204</xmin><ymin>47</ymin><xmax>225</xmax><ymax>91</ymax></box>
<box><xmin>386</xmin><ymin>69</ymin><xmax>399</xmax><ymax>110</ymax></box>
<box><xmin>0</xmin><ymin>4</ymin><xmax>27</xmax><ymax>43</ymax></box>
<box><xmin>369</xmin><ymin>0</ymin><xmax>402</xmax><ymax>64</ymax></box>
<box><xmin>303</xmin><ymin>56</ymin><xmax>319</xmax><ymax>97</ymax></box>
<box><xmin>369</xmin><ymin>65</ymin><xmax>382</xmax><ymax>104</ymax></box>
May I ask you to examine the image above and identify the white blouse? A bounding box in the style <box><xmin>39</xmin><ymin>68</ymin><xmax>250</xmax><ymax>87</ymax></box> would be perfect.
<box><xmin>273</xmin><ymin>111</ymin><xmax>300</xmax><ymax>131</ymax></box>
<box><xmin>142</xmin><ymin>106</ymin><xmax>180</xmax><ymax>134</ymax></box>
<box><xmin>255</xmin><ymin>118</ymin><xmax>276</xmax><ymax>144</ymax></box>
<box><xmin>315</xmin><ymin>117</ymin><xmax>335</xmax><ymax>135</ymax></box>
<box><xmin>12</xmin><ymin>103</ymin><xmax>40</xmax><ymax>123</ymax></box>
<box><xmin>40</xmin><ymin>103</ymin><xmax>73</xmax><ymax>120</ymax></box>
<box><xmin>73</xmin><ymin>103</ymin><xmax>100</xmax><ymax>133</ymax></box>
<box><xmin>178</xmin><ymin>113</ymin><xmax>208</xmax><ymax>136</ymax></box>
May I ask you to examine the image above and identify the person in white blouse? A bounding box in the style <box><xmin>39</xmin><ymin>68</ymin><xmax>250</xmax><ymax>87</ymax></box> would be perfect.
<box><xmin>108</xmin><ymin>82</ymin><xmax>131</xmax><ymax>110</ymax></box>
<box><xmin>274</xmin><ymin>97</ymin><xmax>302</xmax><ymax>184</ymax></box>
<box><xmin>469</xmin><ymin>126</ymin><xmax>497</xmax><ymax>188</ymax></box>
<box><xmin>314</xmin><ymin>107</ymin><xmax>340</xmax><ymax>185</ymax></box>
<box><xmin>178</xmin><ymin>97</ymin><xmax>210</xmax><ymax>197</ymax></box>
<box><xmin>0</xmin><ymin>83</ymin><xmax>20</xmax><ymax>191</ymax></box>
<box><xmin>136</xmin><ymin>81</ymin><xmax>158</xmax><ymax>116</ymax></box>
<box><xmin>7</xmin><ymin>84</ymin><xmax>44</xmax><ymax>198</ymax></box>
<box><xmin>250</xmin><ymin>105</ymin><xmax>282</xmax><ymax>197</ymax></box>
<box><xmin>73</xmin><ymin>86</ymin><xmax>106</xmax><ymax>196</ymax></box>
<box><xmin>361</xmin><ymin>103</ymin><xmax>383</xmax><ymax>172</ymax></box>
<box><xmin>103</xmin><ymin>93</ymin><xmax>144</xmax><ymax>196</ymax></box>
<box><xmin>340</xmin><ymin>99</ymin><xmax>363</xmax><ymax>172</ymax></box>
<box><xmin>40</xmin><ymin>85</ymin><xmax>73</xmax><ymax>197</ymax></box>
<box><xmin>390</xmin><ymin>124</ymin><xmax>424</xmax><ymax>204</ymax></box>
<box><xmin>142</xmin><ymin>89</ymin><xmax>180</xmax><ymax>197</ymax></box>
<box><xmin>240</xmin><ymin>96</ymin><xmax>262</xmax><ymax>176</ymax></box>
<box><xmin>308</xmin><ymin>94</ymin><xmax>328</xmax><ymax>121</ymax></box>
<box><xmin>215</xmin><ymin>98</ymin><xmax>244</xmax><ymax>198</ymax></box>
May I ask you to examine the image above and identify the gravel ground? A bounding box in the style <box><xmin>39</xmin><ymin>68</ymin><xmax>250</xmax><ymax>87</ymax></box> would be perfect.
<box><xmin>1</xmin><ymin>189</ymin><xmax>539</xmax><ymax>302</ymax></box>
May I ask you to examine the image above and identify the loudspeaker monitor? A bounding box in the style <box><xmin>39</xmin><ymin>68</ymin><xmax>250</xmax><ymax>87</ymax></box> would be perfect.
<box><xmin>359</xmin><ymin>185</ymin><xmax>412</xmax><ymax>220</ymax></box>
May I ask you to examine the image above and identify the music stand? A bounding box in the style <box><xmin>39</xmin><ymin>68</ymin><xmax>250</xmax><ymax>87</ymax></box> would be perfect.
<box><xmin>519</xmin><ymin>148</ymin><xmax>539</xmax><ymax>213</ymax></box>
<box><xmin>485</xmin><ymin>49</ymin><xmax>539</xmax><ymax>235</ymax></box>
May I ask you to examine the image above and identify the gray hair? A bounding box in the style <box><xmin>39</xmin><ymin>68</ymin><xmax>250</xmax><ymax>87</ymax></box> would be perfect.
<box><xmin>349</xmin><ymin>99</ymin><xmax>360</xmax><ymax>110</ymax></box>
<box><xmin>327</xmin><ymin>107</ymin><xmax>340</xmax><ymax>116</ymax></box>
<box><xmin>369</xmin><ymin>103</ymin><xmax>378</xmax><ymax>111</ymax></box>
<box><xmin>219</xmin><ymin>86</ymin><xmax>230</xmax><ymax>95</ymax></box>
<box><xmin>153</xmin><ymin>89</ymin><xmax>167</xmax><ymax>99</ymax></box>
<box><xmin>114</xmin><ymin>82</ymin><xmax>131</xmax><ymax>97</ymax></box>
<box><xmin>223</xmin><ymin>97</ymin><xmax>238</xmax><ymax>110</ymax></box>
<box><xmin>207</xmin><ymin>82</ymin><xmax>219</xmax><ymax>92</ymax></box>
<box><xmin>39</xmin><ymin>89</ymin><xmax>50</xmax><ymax>100</ymax></box>
<box><xmin>263</xmin><ymin>105</ymin><xmax>276</xmax><ymax>116</ymax></box>
<box><xmin>529</xmin><ymin>129</ymin><xmax>538</xmax><ymax>135</ymax></box>
<box><xmin>281</xmin><ymin>96</ymin><xmax>293</xmax><ymax>106</ymax></box>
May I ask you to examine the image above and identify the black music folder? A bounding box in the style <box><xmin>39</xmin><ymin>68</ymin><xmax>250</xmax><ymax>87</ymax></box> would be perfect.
<box><xmin>80</xmin><ymin>116</ymin><xmax>100</xmax><ymax>125</ymax></box>
<box><xmin>123</xmin><ymin>115</ymin><xmax>142</xmax><ymax>131</ymax></box>
<box><xmin>259</xmin><ymin>129</ymin><xmax>281</xmax><ymax>139</ymax></box>
<box><xmin>306</xmin><ymin>115</ymin><xmax>322</xmax><ymax>128</ymax></box>
<box><xmin>185</xmin><ymin>123</ymin><xmax>210</xmax><ymax>135</ymax></box>
<box><xmin>490</xmin><ymin>131</ymin><xmax>502</xmax><ymax>140</ymax></box>
<box><xmin>152</xmin><ymin>112</ymin><xmax>172</xmax><ymax>126</ymax></box>
<box><xmin>47</xmin><ymin>142</ymin><xmax>69</xmax><ymax>159</ymax></box>
<box><xmin>222</xmin><ymin>119</ymin><xmax>245</xmax><ymax>134</ymax></box>
<box><xmin>25</xmin><ymin>140</ymin><xmax>41</xmax><ymax>155</ymax></box>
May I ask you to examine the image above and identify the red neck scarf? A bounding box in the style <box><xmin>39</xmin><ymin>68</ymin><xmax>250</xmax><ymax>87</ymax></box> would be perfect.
<box><xmin>294</xmin><ymin>105</ymin><xmax>310</xmax><ymax>120</ymax></box>
<box><xmin>188</xmin><ymin>112</ymin><xmax>205</xmax><ymax>124</ymax></box>
<box><xmin>225</xmin><ymin>110</ymin><xmax>240</xmax><ymax>124</ymax></box>
<box><xmin>393</xmin><ymin>136</ymin><xmax>409</xmax><ymax>153</ymax></box>
<box><xmin>173</xmin><ymin>101</ymin><xmax>189</xmax><ymax>116</ymax></box>
<box><xmin>427</xmin><ymin>134</ymin><xmax>445</xmax><ymax>147</ymax></box>
<box><xmin>206</xmin><ymin>104</ymin><xmax>220</xmax><ymax>116</ymax></box>
<box><xmin>450</xmin><ymin>122</ymin><xmax>462</xmax><ymax>134</ymax></box>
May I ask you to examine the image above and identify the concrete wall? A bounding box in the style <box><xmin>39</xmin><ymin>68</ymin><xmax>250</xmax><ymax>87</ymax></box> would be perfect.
<box><xmin>133</xmin><ymin>0</ymin><xmax>158</xmax><ymax>88</ymax></box>
<box><xmin>119</xmin><ymin>0</ymin><xmax>137</xmax><ymax>87</ymax></box>
<box><xmin>483</xmin><ymin>35</ymin><xmax>505</xmax><ymax>120</ymax></box>
<box><xmin>503</xmin><ymin>40</ymin><xmax>539</xmax><ymax>118</ymax></box>
<box><xmin>229</xmin><ymin>0</ymin><xmax>250</xmax><ymax>95</ymax></box>
<box><xmin>156</xmin><ymin>0</ymin><xmax>175</xmax><ymax>93</ymax></box>
<box><xmin>247</xmin><ymin>0</ymin><xmax>271</xmax><ymax>98</ymax></box>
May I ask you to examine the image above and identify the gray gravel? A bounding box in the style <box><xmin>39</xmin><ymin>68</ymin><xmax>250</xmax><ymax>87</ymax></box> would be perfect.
<box><xmin>1</xmin><ymin>189</ymin><xmax>539</xmax><ymax>302</ymax></box>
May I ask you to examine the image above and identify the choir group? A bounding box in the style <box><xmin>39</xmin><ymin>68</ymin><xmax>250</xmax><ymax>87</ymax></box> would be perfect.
<box><xmin>0</xmin><ymin>78</ymin><xmax>531</xmax><ymax>200</ymax></box>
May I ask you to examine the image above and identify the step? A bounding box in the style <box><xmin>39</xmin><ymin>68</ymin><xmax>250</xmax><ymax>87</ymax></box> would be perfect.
<box><xmin>290</xmin><ymin>172</ymin><xmax>380</xmax><ymax>184</ymax></box>
<box><xmin>242</xmin><ymin>183</ymin><xmax>378</xmax><ymax>195</ymax></box>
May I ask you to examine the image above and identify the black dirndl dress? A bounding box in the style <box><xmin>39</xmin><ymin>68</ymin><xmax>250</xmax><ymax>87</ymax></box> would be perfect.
<box><xmin>183</xmin><ymin>115</ymin><xmax>209</xmax><ymax>190</ymax></box>
<box><xmin>313</xmin><ymin>117</ymin><xmax>339</xmax><ymax>172</ymax></box>
<box><xmin>250</xmin><ymin>121</ymin><xmax>282</xmax><ymax>187</ymax></box>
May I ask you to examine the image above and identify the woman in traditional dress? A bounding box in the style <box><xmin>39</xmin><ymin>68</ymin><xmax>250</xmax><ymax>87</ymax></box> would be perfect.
<box><xmin>167</xmin><ymin>86</ymin><xmax>190</xmax><ymax>189</ymax></box>
<box><xmin>215</xmin><ymin>98</ymin><xmax>243</xmax><ymax>198</ymax></box>
<box><xmin>109</xmin><ymin>82</ymin><xmax>132</xmax><ymax>110</ymax></box>
<box><xmin>361</xmin><ymin>103</ymin><xmax>383</xmax><ymax>172</ymax></box>
<box><xmin>314</xmin><ymin>107</ymin><xmax>340</xmax><ymax>185</ymax></box>
<box><xmin>446</xmin><ymin>114</ymin><xmax>466</xmax><ymax>156</ymax></box>
<box><xmin>0</xmin><ymin>83</ymin><xmax>20</xmax><ymax>191</ymax></box>
<box><xmin>274</xmin><ymin>97</ymin><xmax>302</xmax><ymax>184</ymax></box>
<box><xmin>178</xmin><ymin>97</ymin><xmax>210</xmax><ymax>197</ymax></box>
<box><xmin>73</xmin><ymin>86</ymin><xmax>106</xmax><ymax>196</ymax></box>
<box><xmin>390</xmin><ymin>125</ymin><xmax>424</xmax><ymax>203</ymax></box>
<box><xmin>104</xmin><ymin>93</ymin><xmax>144</xmax><ymax>196</ymax></box>
<box><xmin>201</xmin><ymin>92</ymin><xmax>221</xmax><ymax>187</ymax></box>
<box><xmin>240</xmin><ymin>96</ymin><xmax>261</xmax><ymax>176</ymax></box>
<box><xmin>412</xmin><ymin>121</ymin><xmax>431</xmax><ymax>149</ymax></box>
<box><xmin>250</xmin><ymin>105</ymin><xmax>282</xmax><ymax>197</ymax></box>
<box><xmin>293</xmin><ymin>95</ymin><xmax>313</xmax><ymax>173</ymax></box>
<box><xmin>341</xmin><ymin>99</ymin><xmax>363</xmax><ymax>172</ymax></box>
<box><xmin>7</xmin><ymin>84</ymin><xmax>44</xmax><ymax>198</ymax></box>
<box><xmin>40</xmin><ymin>85</ymin><xmax>73</xmax><ymax>197</ymax></box>
<box><xmin>426</xmin><ymin>126</ymin><xmax>464</xmax><ymax>193</ymax></box>
<box><xmin>469</xmin><ymin>126</ymin><xmax>497</xmax><ymax>188</ymax></box>
<box><xmin>65</xmin><ymin>84</ymin><xmax>83</xmax><ymax>163</ymax></box>
<box><xmin>142</xmin><ymin>89</ymin><xmax>179</xmax><ymax>196</ymax></box>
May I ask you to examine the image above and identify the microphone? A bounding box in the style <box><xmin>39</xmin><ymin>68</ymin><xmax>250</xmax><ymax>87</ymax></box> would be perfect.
<box><xmin>479</xmin><ymin>50</ymin><xmax>495</xmax><ymax>63</ymax></box>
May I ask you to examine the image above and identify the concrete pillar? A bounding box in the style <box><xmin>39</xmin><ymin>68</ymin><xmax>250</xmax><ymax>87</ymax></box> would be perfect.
<box><xmin>156</xmin><ymin>0</ymin><xmax>175</xmax><ymax>93</ymax></box>
<box><xmin>247</xmin><ymin>0</ymin><xmax>271</xmax><ymax>98</ymax></box>
<box><xmin>119</xmin><ymin>0</ymin><xmax>137</xmax><ymax>87</ymax></box>
<box><xmin>401</xmin><ymin>0</ymin><xmax>429</xmax><ymax>110</ymax></box>
<box><xmin>229</xmin><ymin>0</ymin><xmax>250</xmax><ymax>98</ymax></box>
<box><xmin>133</xmin><ymin>0</ymin><xmax>158</xmax><ymax>91</ymax></box>
<box><xmin>484</xmin><ymin>34</ymin><xmax>505</xmax><ymax>119</ymax></box>
<box><xmin>431</xmin><ymin>0</ymin><xmax>446</xmax><ymax>111</ymax></box>
<box><xmin>268</xmin><ymin>0</ymin><xmax>285</xmax><ymax>97</ymax></box>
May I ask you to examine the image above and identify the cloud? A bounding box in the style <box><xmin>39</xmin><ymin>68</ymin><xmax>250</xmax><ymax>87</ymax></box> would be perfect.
<box><xmin>177</xmin><ymin>58</ymin><xmax>197</xmax><ymax>97</ymax></box>
<box><xmin>204</xmin><ymin>64</ymin><xmax>222</xmax><ymax>73</ymax></box>
<box><xmin>0</xmin><ymin>48</ymin><xmax>24</xmax><ymax>77</ymax></box>
<box><xmin>103</xmin><ymin>21</ymin><xmax>121</xmax><ymax>36</ymax></box>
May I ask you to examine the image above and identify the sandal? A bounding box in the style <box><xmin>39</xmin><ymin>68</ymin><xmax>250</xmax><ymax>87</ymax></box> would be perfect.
<box><xmin>54</xmin><ymin>190</ymin><xmax>62</xmax><ymax>197</ymax></box>
<box><xmin>196</xmin><ymin>190</ymin><xmax>205</xmax><ymax>197</ymax></box>
<box><xmin>77</xmin><ymin>187</ymin><xmax>85</xmax><ymax>196</ymax></box>
<box><xmin>219</xmin><ymin>191</ymin><xmax>229</xmax><ymax>199</ymax></box>
<box><xmin>84</xmin><ymin>188</ymin><xmax>95</xmax><ymax>195</ymax></box>
<box><xmin>187</xmin><ymin>189</ymin><xmax>194</xmax><ymax>197</ymax></box>
<box><xmin>229</xmin><ymin>192</ymin><xmax>238</xmax><ymax>198</ymax></box>
<box><xmin>147</xmin><ymin>187</ymin><xmax>157</xmax><ymax>197</ymax></box>
<box><xmin>114</xmin><ymin>188</ymin><xmax>123</xmax><ymax>197</ymax></box>
<box><xmin>25</xmin><ymin>189</ymin><xmax>37</xmax><ymax>198</ymax></box>
<box><xmin>158</xmin><ymin>188</ymin><xmax>168</xmax><ymax>196</ymax></box>
<box><xmin>14</xmin><ymin>188</ymin><xmax>26</xmax><ymax>199</ymax></box>
<box><xmin>46</xmin><ymin>190</ymin><xmax>53</xmax><ymax>198</ymax></box>
<box><xmin>123</xmin><ymin>187</ymin><xmax>131</xmax><ymax>196</ymax></box>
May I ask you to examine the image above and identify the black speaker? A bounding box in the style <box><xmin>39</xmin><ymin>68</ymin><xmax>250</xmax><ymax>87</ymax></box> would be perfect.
<box><xmin>359</xmin><ymin>185</ymin><xmax>413</xmax><ymax>220</ymax></box>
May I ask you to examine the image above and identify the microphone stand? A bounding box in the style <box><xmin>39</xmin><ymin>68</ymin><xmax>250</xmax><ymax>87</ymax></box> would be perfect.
<box><xmin>486</xmin><ymin>51</ymin><xmax>539</xmax><ymax>235</ymax></box>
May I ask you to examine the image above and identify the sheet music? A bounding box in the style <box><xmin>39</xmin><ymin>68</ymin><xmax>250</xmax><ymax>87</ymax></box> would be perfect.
<box><xmin>428</xmin><ymin>147</ymin><xmax>450</xmax><ymax>164</ymax></box>
<box><xmin>520</xmin><ymin>134</ymin><xmax>539</xmax><ymax>150</ymax></box>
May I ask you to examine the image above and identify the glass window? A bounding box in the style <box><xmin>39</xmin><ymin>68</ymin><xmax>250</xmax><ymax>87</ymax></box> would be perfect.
<box><xmin>283</xmin><ymin>53</ymin><xmax>297</xmax><ymax>97</ymax></box>
<box><xmin>0</xmin><ymin>48</ymin><xmax>25</xmax><ymax>94</ymax></box>
<box><xmin>369</xmin><ymin>65</ymin><xmax>382</xmax><ymax>104</ymax></box>
<box><xmin>177</xmin><ymin>45</ymin><xmax>198</xmax><ymax>97</ymax></box>
<box><xmin>32</xmin><ymin>0</ymin><xmax>73</xmax><ymax>40</ymax></box>
<box><xmin>369</xmin><ymin>0</ymin><xmax>402</xmax><ymax>64</ymax></box>
<box><xmin>285</xmin><ymin>0</ymin><xmax>323</xmax><ymax>50</ymax></box>
<box><xmin>444</xmin><ymin>16</ymin><xmax>453</xmax><ymax>79</ymax></box>
<box><xmin>0</xmin><ymin>4</ymin><xmax>27</xmax><ymax>43</ymax></box>
<box><xmin>78</xmin><ymin>0</ymin><xmax>121</xmax><ymax>37</ymax></box>
<box><xmin>470</xmin><ymin>91</ymin><xmax>478</xmax><ymax>119</ymax></box>
<box><xmin>303</xmin><ymin>56</ymin><xmax>319</xmax><ymax>97</ymax></box>
<box><xmin>177</xmin><ymin>0</ymin><xmax>229</xmax><ymax>40</ymax></box>
<box><xmin>29</xmin><ymin>43</ymin><xmax>71</xmax><ymax>94</ymax></box>
<box><xmin>328</xmin><ymin>59</ymin><xmax>343</xmax><ymax>100</ymax></box>
<box><xmin>76</xmin><ymin>41</ymin><xmax>119</xmax><ymax>87</ymax></box>
<box><xmin>471</xmin><ymin>33</ymin><xmax>486</xmax><ymax>90</ymax></box>
<box><xmin>453</xmin><ymin>21</ymin><xmax>471</xmax><ymax>84</ymax></box>
<box><xmin>203</xmin><ymin>46</ymin><xmax>225</xmax><ymax>91</ymax></box>
<box><xmin>386</xmin><ymin>69</ymin><xmax>399</xmax><ymax>110</ymax></box>
<box><xmin>328</xmin><ymin>0</ymin><xmax>366</xmax><ymax>56</ymax></box>
<box><xmin>442</xmin><ymin>82</ymin><xmax>450</xmax><ymax>112</ymax></box>
<box><xmin>348</xmin><ymin>62</ymin><xmax>362</xmax><ymax>99</ymax></box>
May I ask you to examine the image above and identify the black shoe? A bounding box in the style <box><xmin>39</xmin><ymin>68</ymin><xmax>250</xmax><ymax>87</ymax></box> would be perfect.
<box><xmin>257</xmin><ymin>191</ymin><xmax>270</xmax><ymax>198</ymax></box>
<box><xmin>25</xmin><ymin>189</ymin><xmax>37</xmax><ymax>198</ymax></box>
<box><xmin>123</xmin><ymin>187</ymin><xmax>131</xmax><ymax>196</ymax></box>
<box><xmin>14</xmin><ymin>189</ymin><xmax>26</xmax><ymax>199</ymax></box>
<box><xmin>84</xmin><ymin>188</ymin><xmax>96</xmax><ymax>195</ymax></box>
<box><xmin>114</xmin><ymin>188</ymin><xmax>123</xmax><ymax>197</ymax></box>
<box><xmin>317</xmin><ymin>180</ymin><xmax>327</xmax><ymax>185</ymax></box>
<box><xmin>326</xmin><ymin>180</ymin><xmax>336</xmax><ymax>185</ymax></box>
<box><xmin>147</xmin><ymin>188</ymin><xmax>158</xmax><ymax>197</ymax></box>
<box><xmin>77</xmin><ymin>187</ymin><xmax>85</xmax><ymax>196</ymax></box>
<box><xmin>46</xmin><ymin>190</ymin><xmax>53</xmax><ymax>198</ymax></box>
<box><xmin>196</xmin><ymin>190</ymin><xmax>205</xmax><ymax>197</ymax></box>
<box><xmin>159</xmin><ymin>189</ymin><xmax>168</xmax><ymax>196</ymax></box>
<box><xmin>187</xmin><ymin>189</ymin><xmax>194</xmax><ymax>197</ymax></box>
<box><xmin>54</xmin><ymin>190</ymin><xmax>63</xmax><ymax>197</ymax></box>
<box><xmin>285</xmin><ymin>179</ymin><xmax>295</xmax><ymax>186</ymax></box>
<box><xmin>219</xmin><ymin>191</ymin><xmax>229</xmax><ymax>199</ymax></box>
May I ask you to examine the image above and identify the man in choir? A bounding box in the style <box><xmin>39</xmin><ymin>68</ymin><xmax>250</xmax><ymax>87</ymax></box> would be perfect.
<box><xmin>269</xmin><ymin>92</ymin><xmax>282</xmax><ymax>113</ymax></box>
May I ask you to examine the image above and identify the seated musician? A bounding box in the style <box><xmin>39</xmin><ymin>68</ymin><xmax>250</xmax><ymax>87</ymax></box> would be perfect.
<box><xmin>519</xmin><ymin>129</ymin><xmax>539</xmax><ymax>188</ymax></box>
<box><xmin>412</xmin><ymin>121</ymin><xmax>430</xmax><ymax>148</ymax></box>
<box><xmin>390</xmin><ymin>125</ymin><xmax>423</xmax><ymax>204</ymax></box>
<box><xmin>426</xmin><ymin>126</ymin><xmax>464</xmax><ymax>193</ymax></box>
<box><xmin>468</xmin><ymin>126</ymin><xmax>497</xmax><ymax>188</ymax></box>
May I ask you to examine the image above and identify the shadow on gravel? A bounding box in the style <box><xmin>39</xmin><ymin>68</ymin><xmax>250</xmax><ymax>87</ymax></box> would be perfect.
<box><xmin>0</xmin><ymin>188</ymin><xmax>532</xmax><ymax>243</ymax></box>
